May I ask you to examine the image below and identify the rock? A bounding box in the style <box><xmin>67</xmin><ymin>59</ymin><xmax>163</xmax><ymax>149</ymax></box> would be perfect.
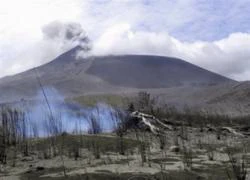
<box><xmin>220</xmin><ymin>127</ymin><xmax>245</xmax><ymax>137</ymax></box>
<box><xmin>240</xmin><ymin>126</ymin><xmax>250</xmax><ymax>132</ymax></box>
<box><xmin>0</xmin><ymin>164</ymin><xmax>5</xmax><ymax>173</ymax></box>
<box><xmin>25</xmin><ymin>169</ymin><xmax>33</xmax><ymax>174</ymax></box>
<box><xmin>207</xmin><ymin>126</ymin><xmax>216</xmax><ymax>132</ymax></box>
<box><xmin>169</xmin><ymin>145</ymin><xmax>180</xmax><ymax>153</ymax></box>
<box><xmin>21</xmin><ymin>156</ymin><xmax>34</xmax><ymax>162</ymax></box>
<box><xmin>36</xmin><ymin>166</ymin><xmax>45</xmax><ymax>171</ymax></box>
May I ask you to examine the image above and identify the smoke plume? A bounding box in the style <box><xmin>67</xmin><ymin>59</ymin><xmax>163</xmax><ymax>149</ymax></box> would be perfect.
<box><xmin>20</xmin><ymin>87</ymin><xmax>119</xmax><ymax>137</ymax></box>
<box><xmin>42</xmin><ymin>21</ymin><xmax>91</xmax><ymax>55</ymax></box>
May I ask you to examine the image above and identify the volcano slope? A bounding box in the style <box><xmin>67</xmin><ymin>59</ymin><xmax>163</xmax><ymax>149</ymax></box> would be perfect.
<box><xmin>0</xmin><ymin>46</ymin><xmax>236</xmax><ymax>104</ymax></box>
<box><xmin>3</xmin><ymin>46</ymin><xmax>250</xmax><ymax>116</ymax></box>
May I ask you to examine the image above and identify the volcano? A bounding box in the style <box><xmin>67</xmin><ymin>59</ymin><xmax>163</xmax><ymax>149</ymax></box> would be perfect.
<box><xmin>0</xmin><ymin>46</ymin><xmax>235</xmax><ymax>103</ymax></box>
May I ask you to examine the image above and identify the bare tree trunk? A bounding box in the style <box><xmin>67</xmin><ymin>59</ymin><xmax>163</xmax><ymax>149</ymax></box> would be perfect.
<box><xmin>60</xmin><ymin>134</ymin><xmax>67</xmax><ymax>177</ymax></box>
<box><xmin>1</xmin><ymin>108</ymin><xmax>7</xmax><ymax>164</ymax></box>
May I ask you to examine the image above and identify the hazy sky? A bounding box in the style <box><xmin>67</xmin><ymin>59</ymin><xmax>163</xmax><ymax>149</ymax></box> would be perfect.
<box><xmin>1</xmin><ymin>0</ymin><xmax>250</xmax><ymax>80</ymax></box>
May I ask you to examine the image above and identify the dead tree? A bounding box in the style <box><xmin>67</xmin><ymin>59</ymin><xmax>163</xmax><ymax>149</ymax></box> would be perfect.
<box><xmin>226</xmin><ymin>145</ymin><xmax>248</xmax><ymax>180</ymax></box>
<box><xmin>111</xmin><ymin>108</ymin><xmax>128</xmax><ymax>155</ymax></box>
<box><xmin>0</xmin><ymin>107</ymin><xmax>7</xmax><ymax>164</ymax></box>
<box><xmin>88</xmin><ymin>111</ymin><xmax>102</xmax><ymax>159</ymax></box>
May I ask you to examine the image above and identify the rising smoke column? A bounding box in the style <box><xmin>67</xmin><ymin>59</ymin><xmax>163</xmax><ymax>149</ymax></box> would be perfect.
<box><xmin>42</xmin><ymin>21</ymin><xmax>92</xmax><ymax>59</ymax></box>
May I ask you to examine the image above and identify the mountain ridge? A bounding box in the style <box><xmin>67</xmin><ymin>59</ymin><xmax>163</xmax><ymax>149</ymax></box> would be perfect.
<box><xmin>2</xmin><ymin>47</ymin><xmax>250</xmax><ymax>116</ymax></box>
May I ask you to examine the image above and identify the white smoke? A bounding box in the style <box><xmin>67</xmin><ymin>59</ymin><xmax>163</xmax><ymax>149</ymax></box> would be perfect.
<box><xmin>24</xmin><ymin>87</ymin><xmax>118</xmax><ymax>137</ymax></box>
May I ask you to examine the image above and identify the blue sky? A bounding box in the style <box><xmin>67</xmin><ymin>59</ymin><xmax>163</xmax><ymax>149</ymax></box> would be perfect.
<box><xmin>170</xmin><ymin>0</ymin><xmax>250</xmax><ymax>41</ymax></box>
<box><xmin>85</xmin><ymin>0</ymin><xmax>250</xmax><ymax>41</ymax></box>
<box><xmin>0</xmin><ymin>0</ymin><xmax>250</xmax><ymax>80</ymax></box>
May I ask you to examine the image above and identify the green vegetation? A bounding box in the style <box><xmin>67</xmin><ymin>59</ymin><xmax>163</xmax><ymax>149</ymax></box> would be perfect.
<box><xmin>35</xmin><ymin>134</ymin><xmax>139</xmax><ymax>155</ymax></box>
<box><xmin>72</xmin><ymin>94</ymin><xmax>130</xmax><ymax>107</ymax></box>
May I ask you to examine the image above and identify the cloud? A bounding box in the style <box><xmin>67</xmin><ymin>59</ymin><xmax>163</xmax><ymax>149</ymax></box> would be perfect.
<box><xmin>0</xmin><ymin>0</ymin><xmax>84</xmax><ymax>77</ymax></box>
<box><xmin>93</xmin><ymin>24</ymin><xmax>250</xmax><ymax>80</ymax></box>
<box><xmin>0</xmin><ymin>0</ymin><xmax>250</xmax><ymax>80</ymax></box>
<box><xmin>0</xmin><ymin>20</ymin><xmax>89</xmax><ymax>78</ymax></box>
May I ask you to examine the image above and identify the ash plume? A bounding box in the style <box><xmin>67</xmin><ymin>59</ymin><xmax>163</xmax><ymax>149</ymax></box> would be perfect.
<box><xmin>42</xmin><ymin>21</ymin><xmax>91</xmax><ymax>59</ymax></box>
